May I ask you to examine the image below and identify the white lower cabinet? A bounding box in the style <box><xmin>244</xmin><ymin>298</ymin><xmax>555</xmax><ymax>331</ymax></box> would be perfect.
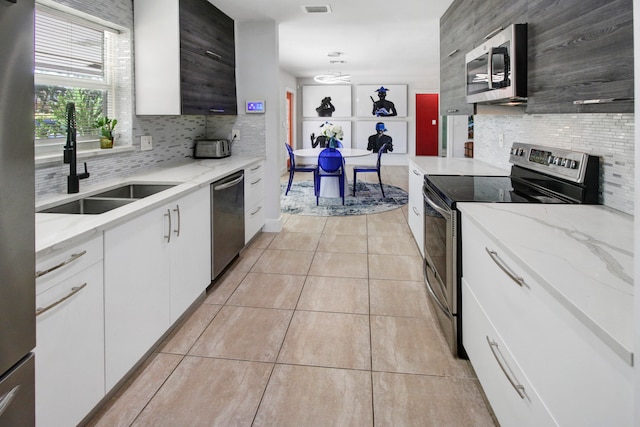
<box><xmin>461</xmin><ymin>214</ymin><xmax>633</xmax><ymax>427</ymax></box>
<box><xmin>104</xmin><ymin>187</ymin><xmax>210</xmax><ymax>390</ymax></box>
<box><xmin>168</xmin><ymin>187</ymin><xmax>210</xmax><ymax>322</ymax></box>
<box><xmin>35</xmin><ymin>236</ymin><xmax>104</xmax><ymax>427</ymax></box>
<box><xmin>245</xmin><ymin>160</ymin><xmax>265</xmax><ymax>243</ymax></box>
<box><xmin>407</xmin><ymin>161</ymin><xmax>424</xmax><ymax>256</ymax></box>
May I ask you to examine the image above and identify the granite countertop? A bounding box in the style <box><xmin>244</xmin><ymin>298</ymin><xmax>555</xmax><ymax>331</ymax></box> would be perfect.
<box><xmin>36</xmin><ymin>155</ymin><xmax>264</xmax><ymax>258</ymax></box>
<box><xmin>457</xmin><ymin>203</ymin><xmax>634</xmax><ymax>366</ymax></box>
<box><xmin>409</xmin><ymin>156</ymin><xmax>510</xmax><ymax>176</ymax></box>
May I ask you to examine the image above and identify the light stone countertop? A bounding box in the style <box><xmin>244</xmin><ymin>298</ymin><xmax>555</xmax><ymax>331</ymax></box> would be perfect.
<box><xmin>409</xmin><ymin>155</ymin><xmax>510</xmax><ymax>176</ymax></box>
<box><xmin>457</xmin><ymin>203</ymin><xmax>634</xmax><ymax>365</ymax></box>
<box><xmin>36</xmin><ymin>155</ymin><xmax>264</xmax><ymax>258</ymax></box>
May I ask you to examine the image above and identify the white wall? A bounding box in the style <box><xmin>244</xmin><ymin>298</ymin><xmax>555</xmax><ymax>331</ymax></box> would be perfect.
<box><xmin>235</xmin><ymin>20</ymin><xmax>282</xmax><ymax>232</ymax></box>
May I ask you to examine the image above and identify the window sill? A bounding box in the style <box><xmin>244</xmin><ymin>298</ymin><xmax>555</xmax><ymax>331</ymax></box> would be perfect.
<box><xmin>35</xmin><ymin>145</ymin><xmax>135</xmax><ymax>166</ymax></box>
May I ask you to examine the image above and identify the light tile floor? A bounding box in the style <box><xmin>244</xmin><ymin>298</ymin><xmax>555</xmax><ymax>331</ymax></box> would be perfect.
<box><xmin>87</xmin><ymin>166</ymin><xmax>497</xmax><ymax>427</ymax></box>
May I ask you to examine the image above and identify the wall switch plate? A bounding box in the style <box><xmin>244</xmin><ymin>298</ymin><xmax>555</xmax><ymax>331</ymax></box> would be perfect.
<box><xmin>141</xmin><ymin>135</ymin><xmax>153</xmax><ymax>151</ymax></box>
<box><xmin>232</xmin><ymin>130</ymin><xmax>240</xmax><ymax>141</ymax></box>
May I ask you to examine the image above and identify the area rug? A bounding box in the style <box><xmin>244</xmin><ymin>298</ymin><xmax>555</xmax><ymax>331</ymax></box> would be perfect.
<box><xmin>281</xmin><ymin>181</ymin><xmax>408</xmax><ymax>216</ymax></box>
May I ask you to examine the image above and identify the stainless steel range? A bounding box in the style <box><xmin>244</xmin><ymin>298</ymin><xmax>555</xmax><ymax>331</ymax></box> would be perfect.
<box><xmin>422</xmin><ymin>142</ymin><xmax>600</xmax><ymax>358</ymax></box>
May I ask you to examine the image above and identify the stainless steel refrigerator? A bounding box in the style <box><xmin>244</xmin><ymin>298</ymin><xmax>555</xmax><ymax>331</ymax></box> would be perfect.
<box><xmin>0</xmin><ymin>0</ymin><xmax>36</xmax><ymax>425</ymax></box>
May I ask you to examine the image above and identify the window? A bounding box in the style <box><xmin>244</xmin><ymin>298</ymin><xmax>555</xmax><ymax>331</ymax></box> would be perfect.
<box><xmin>34</xmin><ymin>5</ymin><xmax>118</xmax><ymax>153</ymax></box>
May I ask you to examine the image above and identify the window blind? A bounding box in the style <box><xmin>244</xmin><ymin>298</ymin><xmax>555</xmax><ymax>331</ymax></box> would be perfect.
<box><xmin>35</xmin><ymin>10</ymin><xmax>105</xmax><ymax>80</ymax></box>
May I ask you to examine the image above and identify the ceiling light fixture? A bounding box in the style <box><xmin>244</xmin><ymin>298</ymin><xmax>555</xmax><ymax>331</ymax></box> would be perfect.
<box><xmin>301</xmin><ymin>5</ymin><xmax>332</xmax><ymax>14</ymax></box>
<box><xmin>314</xmin><ymin>53</ymin><xmax>350</xmax><ymax>84</ymax></box>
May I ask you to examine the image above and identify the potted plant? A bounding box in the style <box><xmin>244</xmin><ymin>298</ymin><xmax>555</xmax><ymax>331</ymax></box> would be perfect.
<box><xmin>94</xmin><ymin>116</ymin><xmax>117</xmax><ymax>149</ymax></box>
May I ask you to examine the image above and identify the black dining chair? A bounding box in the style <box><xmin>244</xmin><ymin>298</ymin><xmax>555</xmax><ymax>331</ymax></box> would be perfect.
<box><xmin>316</xmin><ymin>147</ymin><xmax>345</xmax><ymax>205</ymax></box>
<box><xmin>352</xmin><ymin>143</ymin><xmax>389</xmax><ymax>197</ymax></box>
<box><xmin>285</xmin><ymin>143</ymin><xmax>317</xmax><ymax>195</ymax></box>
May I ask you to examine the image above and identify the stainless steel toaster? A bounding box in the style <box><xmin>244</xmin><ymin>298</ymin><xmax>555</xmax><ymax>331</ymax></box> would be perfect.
<box><xmin>193</xmin><ymin>139</ymin><xmax>231</xmax><ymax>158</ymax></box>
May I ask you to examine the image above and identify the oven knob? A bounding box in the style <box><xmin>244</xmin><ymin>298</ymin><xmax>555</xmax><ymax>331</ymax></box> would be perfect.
<box><xmin>554</xmin><ymin>157</ymin><xmax>562</xmax><ymax>165</ymax></box>
<box><xmin>548</xmin><ymin>155</ymin><xmax>555</xmax><ymax>164</ymax></box>
<box><xmin>517</xmin><ymin>148</ymin><xmax>525</xmax><ymax>156</ymax></box>
<box><xmin>570</xmin><ymin>160</ymin><xmax>578</xmax><ymax>169</ymax></box>
<box><xmin>561</xmin><ymin>158</ymin><xmax>568</xmax><ymax>167</ymax></box>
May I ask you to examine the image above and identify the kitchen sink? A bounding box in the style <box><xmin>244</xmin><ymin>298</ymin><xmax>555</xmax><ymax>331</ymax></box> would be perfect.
<box><xmin>38</xmin><ymin>198</ymin><xmax>136</xmax><ymax>215</ymax></box>
<box><xmin>90</xmin><ymin>184</ymin><xmax>176</xmax><ymax>199</ymax></box>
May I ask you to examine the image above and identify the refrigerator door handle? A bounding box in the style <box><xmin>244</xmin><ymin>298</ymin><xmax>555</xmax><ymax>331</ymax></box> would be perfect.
<box><xmin>0</xmin><ymin>385</ymin><xmax>20</xmax><ymax>417</ymax></box>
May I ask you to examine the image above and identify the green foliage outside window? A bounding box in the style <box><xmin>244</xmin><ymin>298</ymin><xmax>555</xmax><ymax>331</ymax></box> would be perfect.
<box><xmin>35</xmin><ymin>86</ymin><xmax>105</xmax><ymax>140</ymax></box>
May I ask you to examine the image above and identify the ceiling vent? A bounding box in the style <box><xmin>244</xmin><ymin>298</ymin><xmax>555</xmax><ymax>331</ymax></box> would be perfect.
<box><xmin>302</xmin><ymin>5</ymin><xmax>332</xmax><ymax>14</ymax></box>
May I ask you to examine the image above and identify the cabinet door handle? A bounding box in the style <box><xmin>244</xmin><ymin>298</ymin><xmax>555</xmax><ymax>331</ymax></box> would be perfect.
<box><xmin>173</xmin><ymin>205</ymin><xmax>181</xmax><ymax>237</ymax></box>
<box><xmin>209</xmin><ymin>108</ymin><xmax>225</xmax><ymax>113</ymax></box>
<box><xmin>447</xmin><ymin>48</ymin><xmax>459</xmax><ymax>57</ymax></box>
<box><xmin>250</xmin><ymin>205</ymin><xmax>262</xmax><ymax>216</ymax></box>
<box><xmin>447</xmin><ymin>109</ymin><xmax>459</xmax><ymax>113</ymax></box>
<box><xmin>205</xmin><ymin>50</ymin><xmax>222</xmax><ymax>59</ymax></box>
<box><xmin>484</xmin><ymin>26</ymin><xmax>504</xmax><ymax>40</ymax></box>
<box><xmin>412</xmin><ymin>169</ymin><xmax>421</xmax><ymax>176</ymax></box>
<box><xmin>486</xmin><ymin>336</ymin><xmax>526</xmax><ymax>399</ymax></box>
<box><xmin>412</xmin><ymin>206</ymin><xmax>420</xmax><ymax>216</ymax></box>
<box><xmin>165</xmin><ymin>209</ymin><xmax>172</xmax><ymax>243</ymax></box>
<box><xmin>0</xmin><ymin>385</ymin><xmax>20</xmax><ymax>417</ymax></box>
<box><xmin>36</xmin><ymin>250</ymin><xmax>87</xmax><ymax>278</ymax></box>
<box><xmin>485</xmin><ymin>247</ymin><xmax>527</xmax><ymax>288</ymax></box>
<box><xmin>250</xmin><ymin>164</ymin><xmax>262</xmax><ymax>172</ymax></box>
<box><xmin>36</xmin><ymin>283</ymin><xmax>87</xmax><ymax>317</ymax></box>
<box><xmin>251</xmin><ymin>178</ymin><xmax>262</xmax><ymax>186</ymax></box>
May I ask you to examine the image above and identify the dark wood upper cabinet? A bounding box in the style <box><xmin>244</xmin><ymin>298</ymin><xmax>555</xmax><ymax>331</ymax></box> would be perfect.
<box><xmin>439</xmin><ymin>0</ymin><xmax>633</xmax><ymax>114</ymax></box>
<box><xmin>134</xmin><ymin>0</ymin><xmax>237</xmax><ymax>115</ymax></box>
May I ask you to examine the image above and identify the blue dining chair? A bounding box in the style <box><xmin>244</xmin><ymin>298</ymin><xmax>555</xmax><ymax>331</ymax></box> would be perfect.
<box><xmin>285</xmin><ymin>143</ymin><xmax>317</xmax><ymax>196</ymax></box>
<box><xmin>316</xmin><ymin>147</ymin><xmax>345</xmax><ymax>205</ymax></box>
<box><xmin>352</xmin><ymin>143</ymin><xmax>389</xmax><ymax>197</ymax></box>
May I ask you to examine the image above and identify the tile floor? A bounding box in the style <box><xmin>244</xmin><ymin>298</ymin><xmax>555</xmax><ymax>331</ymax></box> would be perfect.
<box><xmin>87</xmin><ymin>166</ymin><xmax>497</xmax><ymax>427</ymax></box>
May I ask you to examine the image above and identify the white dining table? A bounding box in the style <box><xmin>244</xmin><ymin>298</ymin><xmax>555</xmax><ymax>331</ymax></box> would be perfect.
<box><xmin>292</xmin><ymin>148</ymin><xmax>373</xmax><ymax>199</ymax></box>
<box><xmin>293</xmin><ymin>147</ymin><xmax>372</xmax><ymax>160</ymax></box>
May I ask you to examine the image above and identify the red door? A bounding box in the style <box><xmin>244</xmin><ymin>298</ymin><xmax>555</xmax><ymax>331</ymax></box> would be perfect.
<box><xmin>415</xmin><ymin>93</ymin><xmax>439</xmax><ymax>156</ymax></box>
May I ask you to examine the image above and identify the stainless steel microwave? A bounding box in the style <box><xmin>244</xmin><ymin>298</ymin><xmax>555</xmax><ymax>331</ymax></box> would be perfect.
<box><xmin>465</xmin><ymin>24</ymin><xmax>527</xmax><ymax>105</ymax></box>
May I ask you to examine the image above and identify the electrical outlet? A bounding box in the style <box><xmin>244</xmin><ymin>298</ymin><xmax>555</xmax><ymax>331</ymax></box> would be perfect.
<box><xmin>141</xmin><ymin>135</ymin><xmax>153</xmax><ymax>151</ymax></box>
<box><xmin>232</xmin><ymin>129</ymin><xmax>240</xmax><ymax>141</ymax></box>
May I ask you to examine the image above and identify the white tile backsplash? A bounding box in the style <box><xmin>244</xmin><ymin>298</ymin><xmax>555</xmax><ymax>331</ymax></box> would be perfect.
<box><xmin>474</xmin><ymin>113</ymin><xmax>635</xmax><ymax>215</ymax></box>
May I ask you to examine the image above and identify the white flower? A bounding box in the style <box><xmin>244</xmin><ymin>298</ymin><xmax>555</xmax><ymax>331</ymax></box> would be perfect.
<box><xmin>320</xmin><ymin>122</ymin><xmax>343</xmax><ymax>140</ymax></box>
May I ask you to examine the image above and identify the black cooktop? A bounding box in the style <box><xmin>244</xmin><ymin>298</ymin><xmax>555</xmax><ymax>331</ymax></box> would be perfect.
<box><xmin>425</xmin><ymin>174</ymin><xmax>572</xmax><ymax>208</ymax></box>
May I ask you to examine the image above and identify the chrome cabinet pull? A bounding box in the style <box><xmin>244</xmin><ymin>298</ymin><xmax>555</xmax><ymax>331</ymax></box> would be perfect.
<box><xmin>173</xmin><ymin>205</ymin><xmax>181</xmax><ymax>237</ymax></box>
<box><xmin>484</xmin><ymin>27</ymin><xmax>504</xmax><ymax>40</ymax></box>
<box><xmin>36</xmin><ymin>250</ymin><xmax>87</xmax><ymax>278</ymax></box>
<box><xmin>485</xmin><ymin>247</ymin><xmax>527</xmax><ymax>287</ymax></box>
<box><xmin>447</xmin><ymin>109</ymin><xmax>459</xmax><ymax>113</ymax></box>
<box><xmin>486</xmin><ymin>336</ymin><xmax>526</xmax><ymax>399</ymax></box>
<box><xmin>412</xmin><ymin>206</ymin><xmax>420</xmax><ymax>216</ymax></box>
<box><xmin>205</xmin><ymin>50</ymin><xmax>222</xmax><ymax>59</ymax></box>
<box><xmin>447</xmin><ymin>48</ymin><xmax>459</xmax><ymax>57</ymax></box>
<box><xmin>250</xmin><ymin>206</ymin><xmax>262</xmax><ymax>216</ymax></box>
<box><xmin>165</xmin><ymin>209</ymin><xmax>172</xmax><ymax>243</ymax></box>
<box><xmin>250</xmin><ymin>164</ymin><xmax>261</xmax><ymax>172</ymax></box>
<box><xmin>0</xmin><ymin>385</ymin><xmax>20</xmax><ymax>417</ymax></box>
<box><xmin>251</xmin><ymin>178</ymin><xmax>262</xmax><ymax>186</ymax></box>
<box><xmin>209</xmin><ymin>108</ymin><xmax>225</xmax><ymax>113</ymax></box>
<box><xmin>36</xmin><ymin>283</ymin><xmax>87</xmax><ymax>317</ymax></box>
<box><xmin>412</xmin><ymin>169</ymin><xmax>421</xmax><ymax>176</ymax></box>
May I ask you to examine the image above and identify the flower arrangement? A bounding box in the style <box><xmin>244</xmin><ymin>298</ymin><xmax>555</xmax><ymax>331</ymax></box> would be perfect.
<box><xmin>94</xmin><ymin>116</ymin><xmax>117</xmax><ymax>149</ymax></box>
<box><xmin>320</xmin><ymin>122</ymin><xmax>343</xmax><ymax>148</ymax></box>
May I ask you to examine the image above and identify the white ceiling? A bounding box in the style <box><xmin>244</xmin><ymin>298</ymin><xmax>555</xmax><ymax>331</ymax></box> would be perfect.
<box><xmin>209</xmin><ymin>0</ymin><xmax>454</xmax><ymax>85</ymax></box>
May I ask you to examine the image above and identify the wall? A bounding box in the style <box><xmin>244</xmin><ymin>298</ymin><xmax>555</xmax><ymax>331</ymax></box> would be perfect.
<box><xmin>474</xmin><ymin>113</ymin><xmax>635</xmax><ymax>215</ymax></box>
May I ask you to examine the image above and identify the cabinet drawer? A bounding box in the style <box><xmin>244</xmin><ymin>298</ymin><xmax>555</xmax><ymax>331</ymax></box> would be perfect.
<box><xmin>245</xmin><ymin>200</ymin><xmax>265</xmax><ymax>243</ymax></box>
<box><xmin>36</xmin><ymin>235</ymin><xmax>103</xmax><ymax>295</ymax></box>
<box><xmin>462</xmin><ymin>279</ymin><xmax>557</xmax><ymax>427</ymax></box>
<box><xmin>35</xmin><ymin>261</ymin><xmax>105</xmax><ymax>427</ymax></box>
<box><xmin>462</xmin><ymin>215</ymin><xmax>633</xmax><ymax>426</ymax></box>
<box><xmin>245</xmin><ymin>168</ymin><xmax>265</xmax><ymax>203</ymax></box>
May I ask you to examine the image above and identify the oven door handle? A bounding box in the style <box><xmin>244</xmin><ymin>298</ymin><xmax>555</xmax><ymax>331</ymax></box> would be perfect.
<box><xmin>424</xmin><ymin>260</ymin><xmax>452</xmax><ymax>319</ymax></box>
<box><xmin>423</xmin><ymin>189</ymin><xmax>451</xmax><ymax>220</ymax></box>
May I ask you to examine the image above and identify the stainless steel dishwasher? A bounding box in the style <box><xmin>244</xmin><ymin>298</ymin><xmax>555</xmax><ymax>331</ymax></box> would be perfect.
<box><xmin>211</xmin><ymin>170</ymin><xmax>245</xmax><ymax>280</ymax></box>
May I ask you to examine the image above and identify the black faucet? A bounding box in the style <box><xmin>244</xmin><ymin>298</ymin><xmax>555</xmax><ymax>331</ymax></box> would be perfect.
<box><xmin>63</xmin><ymin>102</ymin><xmax>89</xmax><ymax>193</ymax></box>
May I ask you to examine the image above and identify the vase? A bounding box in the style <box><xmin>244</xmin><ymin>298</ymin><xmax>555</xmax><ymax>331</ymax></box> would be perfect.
<box><xmin>100</xmin><ymin>136</ymin><xmax>114</xmax><ymax>149</ymax></box>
